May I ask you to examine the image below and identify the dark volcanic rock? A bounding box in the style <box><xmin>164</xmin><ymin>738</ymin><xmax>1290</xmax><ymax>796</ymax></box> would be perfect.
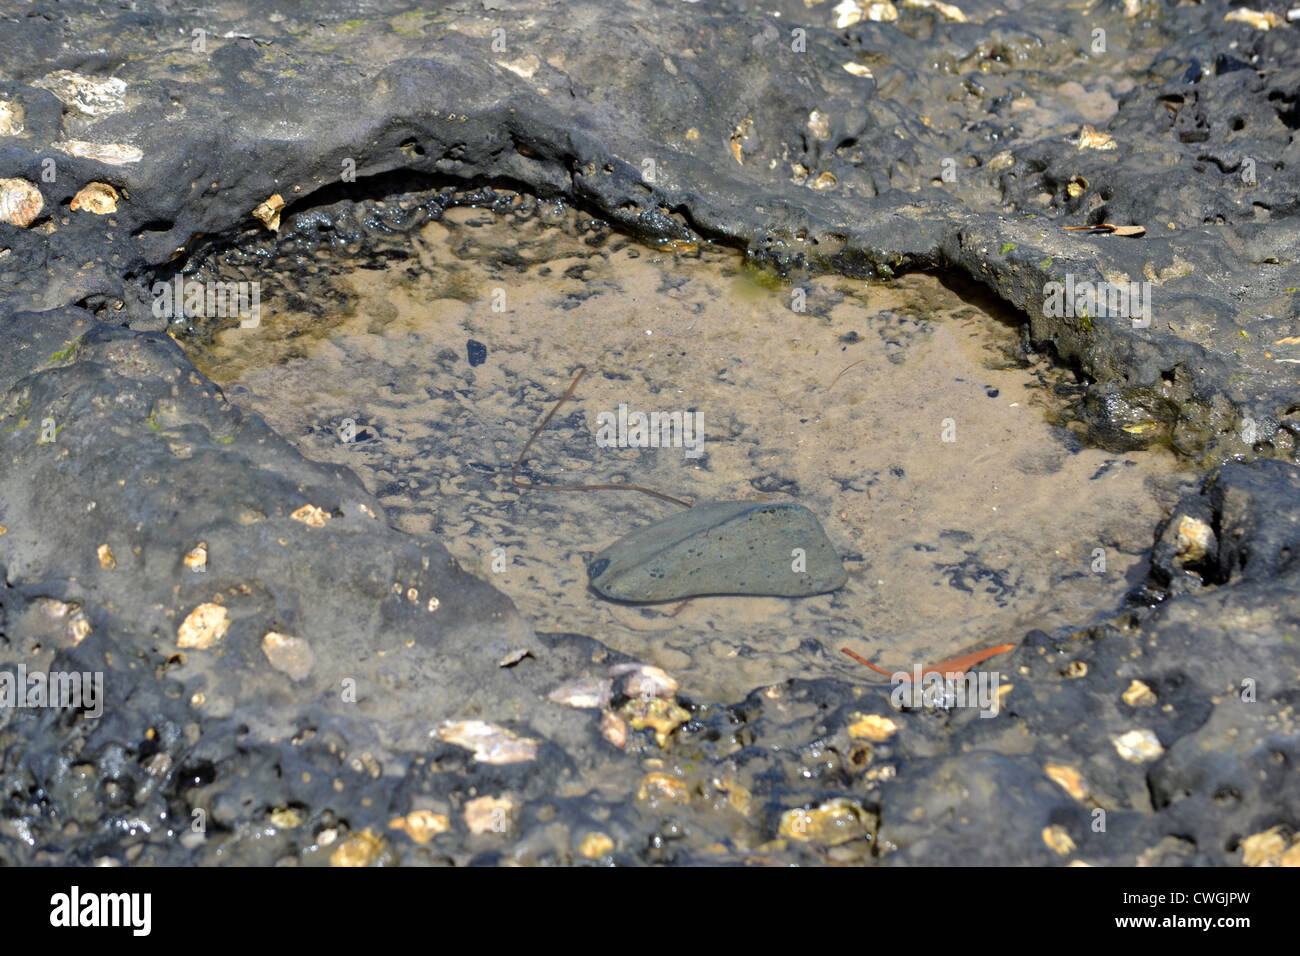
<box><xmin>0</xmin><ymin>0</ymin><xmax>1293</xmax><ymax>460</ymax></box>
<box><xmin>1</xmin><ymin>0</ymin><xmax>1298</xmax><ymax>865</ymax></box>
<box><xmin>879</xmin><ymin>461</ymin><xmax>1300</xmax><ymax>865</ymax></box>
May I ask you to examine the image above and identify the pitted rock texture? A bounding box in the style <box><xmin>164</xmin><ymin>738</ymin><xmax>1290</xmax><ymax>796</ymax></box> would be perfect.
<box><xmin>0</xmin><ymin>0</ymin><xmax>1296</xmax><ymax>460</ymax></box>
<box><xmin>1</xmin><ymin>0</ymin><xmax>1298</xmax><ymax>864</ymax></box>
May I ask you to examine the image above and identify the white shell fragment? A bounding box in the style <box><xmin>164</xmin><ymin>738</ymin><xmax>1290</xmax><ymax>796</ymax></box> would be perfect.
<box><xmin>33</xmin><ymin>71</ymin><xmax>128</xmax><ymax>116</ymax></box>
<box><xmin>435</xmin><ymin>720</ymin><xmax>539</xmax><ymax>764</ymax></box>
<box><xmin>498</xmin><ymin>647</ymin><xmax>533</xmax><ymax>667</ymax></box>
<box><xmin>51</xmin><ymin>141</ymin><xmax>143</xmax><ymax>165</ymax></box>
<box><xmin>547</xmin><ymin>676</ymin><xmax>614</xmax><ymax>709</ymax></box>
<box><xmin>177</xmin><ymin>603</ymin><xmax>229</xmax><ymax>649</ymax></box>
<box><xmin>0</xmin><ymin>178</ymin><xmax>43</xmax><ymax>227</ymax></box>
<box><xmin>0</xmin><ymin>100</ymin><xmax>24</xmax><ymax>136</ymax></box>
<box><xmin>261</xmin><ymin>631</ymin><xmax>315</xmax><ymax>681</ymax></box>
<box><xmin>1112</xmin><ymin>728</ymin><xmax>1164</xmax><ymax>763</ymax></box>
<box><xmin>610</xmin><ymin>662</ymin><xmax>679</xmax><ymax>700</ymax></box>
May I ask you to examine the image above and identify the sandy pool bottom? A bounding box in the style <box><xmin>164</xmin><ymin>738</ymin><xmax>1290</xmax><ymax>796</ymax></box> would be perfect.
<box><xmin>182</xmin><ymin>202</ymin><xmax>1185</xmax><ymax>703</ymax></box>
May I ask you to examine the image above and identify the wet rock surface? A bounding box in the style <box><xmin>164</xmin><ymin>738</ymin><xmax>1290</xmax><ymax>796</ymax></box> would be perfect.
<box><xmin>1</xmin><ymin>0</ymin><xmax>1297</xmax><ymax>864</ymax></box>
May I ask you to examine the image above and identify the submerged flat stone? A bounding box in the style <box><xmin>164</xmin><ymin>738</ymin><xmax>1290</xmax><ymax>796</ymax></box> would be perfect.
<box><xmin>588</xmin><ymin>500</ymin><xmax>847</xmax><ymax>602</ymax></box>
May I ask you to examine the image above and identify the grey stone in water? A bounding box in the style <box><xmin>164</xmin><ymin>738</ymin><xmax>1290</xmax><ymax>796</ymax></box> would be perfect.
<box><xmin>588</xmin><ymin>501</ymin><xmax>848</xmax><ymax>602</ymax></box>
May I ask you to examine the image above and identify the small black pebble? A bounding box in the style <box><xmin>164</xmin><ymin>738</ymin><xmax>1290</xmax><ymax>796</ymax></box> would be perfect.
<box><xmin>986</xmin><ymin>387</ymin><xmax>999</xmax><ymax>398</ymax></box>
<box><xmin>467</xmin><ymin>339</ymin><xmax>487</xmax><ymax>367</ymax></box>
<box><xmin>1215</xmin><ymin>53</ymin><xmax>1251</xmax><ymax>76</ymax></box>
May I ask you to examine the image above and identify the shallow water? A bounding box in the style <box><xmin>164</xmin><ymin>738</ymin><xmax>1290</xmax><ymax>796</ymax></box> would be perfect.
<box><xmin>179</xmin><ymin>199</ymin><xmax>1185</xmax><ymax>703</ymax></box>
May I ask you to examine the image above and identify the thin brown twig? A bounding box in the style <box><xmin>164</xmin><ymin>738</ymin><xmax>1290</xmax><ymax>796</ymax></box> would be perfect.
<box><xmin>512</xmin><ymin>366</ymin><xmax>586</xmax><ymax>480</ymax></box>
<box><xmin>511</xmin><ymin>366</ymin><xmax>692</xmax><ymax>508</ymax></box>
<box><xmin>828</xmin><ymin>358</ymin><xmax>866</xmax><ymax>390</ymax></box>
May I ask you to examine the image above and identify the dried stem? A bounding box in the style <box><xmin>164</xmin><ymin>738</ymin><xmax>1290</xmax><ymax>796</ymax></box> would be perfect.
<box><xmin>511</xmin><ymin>366</ymin><xmax>692</xmax><ymax>508</ymax></box>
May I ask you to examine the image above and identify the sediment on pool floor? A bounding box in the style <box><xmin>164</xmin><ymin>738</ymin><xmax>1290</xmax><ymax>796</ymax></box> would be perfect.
<box><xmin>166</xmin><ymin>185</ymin><xmax>1196</xmax><ymax>703</ymax></box>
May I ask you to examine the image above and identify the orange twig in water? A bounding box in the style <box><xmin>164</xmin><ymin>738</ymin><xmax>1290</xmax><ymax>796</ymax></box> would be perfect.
<box><xmin>840</xmin><ymin>646</ymin><xmax>893</xmax><ymax>677</ymax></box>
<box><xmin>841</xmin><ymin>642</ymin><xmax>1016</xmax><ymax>681</ymax></box>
